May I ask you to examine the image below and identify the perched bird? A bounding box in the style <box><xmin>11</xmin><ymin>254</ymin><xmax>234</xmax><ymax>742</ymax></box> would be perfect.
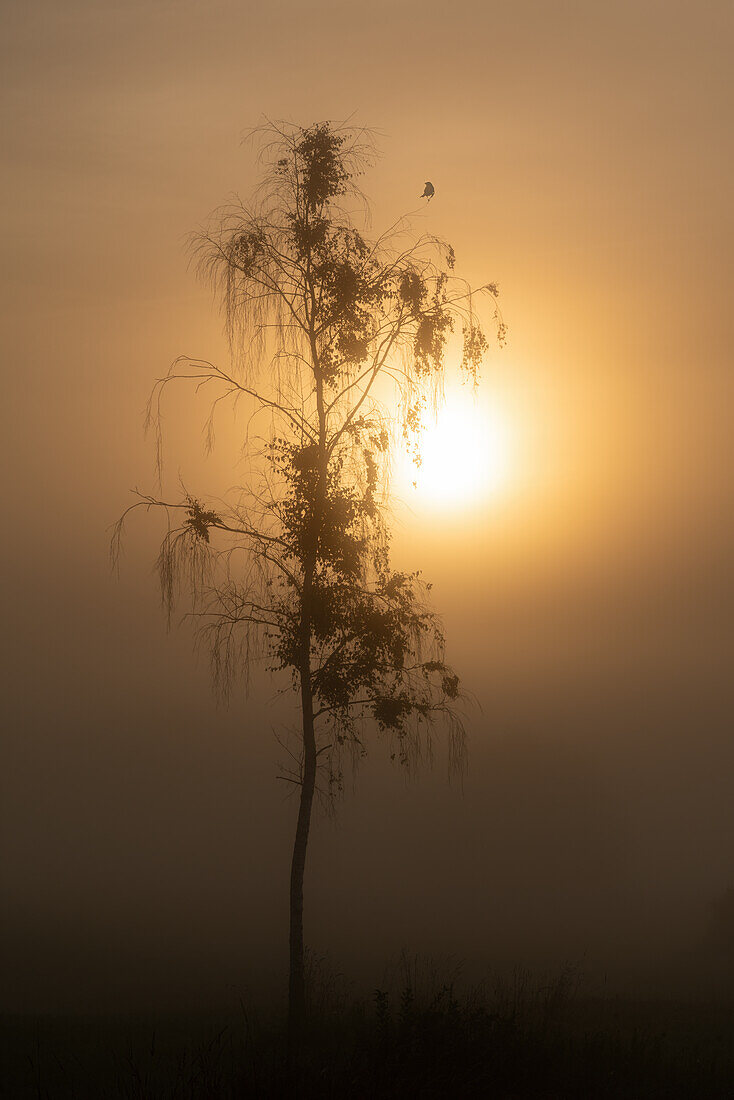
<box><xmin>420</xmin><ymin>181</ymin><xmax>435</xmax><ymax>201</ymax></box>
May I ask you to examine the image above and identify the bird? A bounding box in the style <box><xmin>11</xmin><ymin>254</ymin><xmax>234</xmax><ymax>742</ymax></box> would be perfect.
<box><xmin>420</xmin><ymin>181</ymin><xmax>435</xmax><ymax>201</ymax></box>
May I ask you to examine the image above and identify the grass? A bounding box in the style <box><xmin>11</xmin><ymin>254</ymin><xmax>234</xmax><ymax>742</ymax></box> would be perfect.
<box><xmin>2</xmin><ymin>957</ymin><xmax>733</xmax><ymax>1097</ymax></box>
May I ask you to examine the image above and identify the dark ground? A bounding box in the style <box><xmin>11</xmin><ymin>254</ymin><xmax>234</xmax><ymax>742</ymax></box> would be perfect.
<box><xmin>3</xmin><ymin>962</ymin><xmax>733</xmax><ymax>1098</ymax></box>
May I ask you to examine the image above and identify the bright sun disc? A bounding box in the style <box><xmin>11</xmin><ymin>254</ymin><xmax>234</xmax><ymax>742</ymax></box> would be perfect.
<box><xmin>399</xmin><ymin>389</ymin><xmax>512</xmax><ymax>510</ymax></box>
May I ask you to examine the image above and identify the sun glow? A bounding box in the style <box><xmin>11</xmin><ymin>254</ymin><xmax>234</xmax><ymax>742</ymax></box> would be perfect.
<box><xmin>397</xmin><ymin>388</ymin><xmax>512</xmax><ymax>511</ymax></box>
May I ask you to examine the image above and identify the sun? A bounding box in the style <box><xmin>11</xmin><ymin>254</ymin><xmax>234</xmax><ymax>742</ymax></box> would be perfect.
<box><xmin>398</xmin><ymin>388</ymin><xmax>512</xmax><ymax>510</ymax></box>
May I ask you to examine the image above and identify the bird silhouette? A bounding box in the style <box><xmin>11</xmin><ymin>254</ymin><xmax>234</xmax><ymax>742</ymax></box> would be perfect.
<box><xmin>420</xmin><ymin>181</ymin><xmax>435</xmax><ymax>201</ymax></box>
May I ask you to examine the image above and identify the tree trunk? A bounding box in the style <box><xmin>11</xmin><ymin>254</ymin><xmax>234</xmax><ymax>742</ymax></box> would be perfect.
<box><xmin>289</xmin><ymin>274</ymin><xmax>324</xmax><ymax>1047</ymax></box>
<box><xmin>288</xmin><ymin>568</ymin><xmax>318</xmax><ymax>1046</ymax></box>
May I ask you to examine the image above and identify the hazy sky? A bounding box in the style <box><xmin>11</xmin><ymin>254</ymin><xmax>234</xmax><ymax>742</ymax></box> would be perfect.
<box><xmin>2</xmin><ymin>0</ymin><xmax>733</xmax><ymax>1010</ymax></box>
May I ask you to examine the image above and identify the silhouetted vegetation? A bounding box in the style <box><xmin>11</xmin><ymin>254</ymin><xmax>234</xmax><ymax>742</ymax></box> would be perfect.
<box><xmin>4</xmin><ymin>958</ymin><xmax>733</xmax><ymax>1097</ymax></box>
<box><xmin>113</xmin><ymin>120</ymin><xmax>504</xmax><ymax>1043</ymax></box>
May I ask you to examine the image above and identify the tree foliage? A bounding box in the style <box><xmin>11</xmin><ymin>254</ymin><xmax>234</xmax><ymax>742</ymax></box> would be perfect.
<box><xmin>114</xmin><ymin>120</ymin><xmax>504</xmax><ymax>1036</ymax></box>
<box><xmin>115</xmin><ymin>120</ymin><xmax>504</xmax><ymax>791</ymax></box>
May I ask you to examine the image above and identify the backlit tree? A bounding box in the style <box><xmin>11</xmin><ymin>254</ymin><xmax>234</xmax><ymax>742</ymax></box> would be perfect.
<box><xmin>114</xmin><ymin>121</ymin><xmax>504</xmax><ymax>1040</ymax></box>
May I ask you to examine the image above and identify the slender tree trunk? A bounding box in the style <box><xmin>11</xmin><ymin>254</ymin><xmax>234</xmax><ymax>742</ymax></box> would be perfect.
<box><xmin>288</xmin><ymin>243</ymin><xmax>324</xmax><ymax>1047</ymax></box>
<box><xmin>288</xmin><ymin>560</ymin><xmax>318</xmax><ymax>1046</ymax></box>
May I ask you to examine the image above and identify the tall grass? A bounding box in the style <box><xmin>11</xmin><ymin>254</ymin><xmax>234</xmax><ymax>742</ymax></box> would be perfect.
<box><xmin>2</xmin><ymin>955</ymin><xmax>733</xmax><ymax>1097</ymax></box>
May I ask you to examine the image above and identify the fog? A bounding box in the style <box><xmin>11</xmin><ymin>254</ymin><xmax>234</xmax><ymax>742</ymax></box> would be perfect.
<box><xmin>2</xmin><ymin>0</ymin><xmax>733</xmax><ymax>1012</ymax></box>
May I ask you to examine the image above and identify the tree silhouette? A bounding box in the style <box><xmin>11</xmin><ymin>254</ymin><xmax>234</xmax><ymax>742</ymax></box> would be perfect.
<box><xmin>113</xmin><ymin>121</ymin><xmax>504</xmax><ymax>1042</ymax></box>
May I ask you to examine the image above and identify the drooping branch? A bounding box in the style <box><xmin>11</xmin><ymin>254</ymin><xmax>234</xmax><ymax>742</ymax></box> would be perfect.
<box><xmin>117</xmin><ymin>118</ymin><xmax>503</xmax><ymax>779</ymax></box>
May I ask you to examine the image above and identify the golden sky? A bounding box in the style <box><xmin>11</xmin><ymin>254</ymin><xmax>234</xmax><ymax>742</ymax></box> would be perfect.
<box><xmin>2</xmin><ymin>0</ymin><xmax>733</xmax><ymax>1008</ymax></box>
